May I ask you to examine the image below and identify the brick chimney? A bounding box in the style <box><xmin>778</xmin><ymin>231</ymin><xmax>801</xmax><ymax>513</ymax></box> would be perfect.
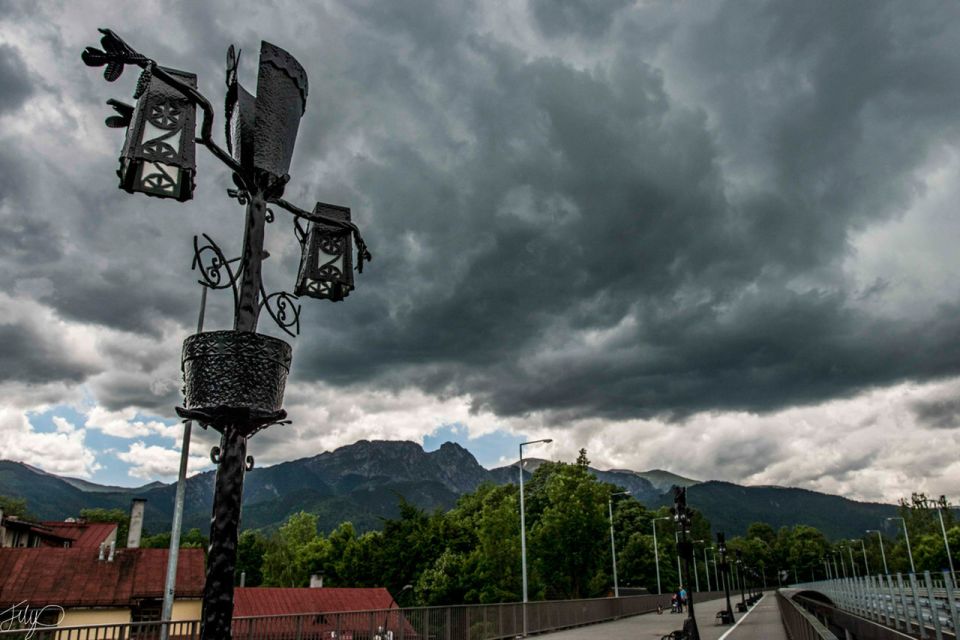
<box><xmin>127</xmin><ymin>498</ymin><xmax>146</xmax><ymax>548</ymax></box>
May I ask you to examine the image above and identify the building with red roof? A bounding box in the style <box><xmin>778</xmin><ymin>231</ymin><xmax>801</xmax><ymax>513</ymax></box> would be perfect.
<box><xmin>39</xmin><ymin>521</ymin><xmax>119</xmax><ymax>550</ymax></box>
<box><xmin>0</xmin><ymin>547</ymin><xmax>205</xmax><ymax>628</ymax></box>
<box><xmin>0</xmin><ymin>512</ymin><xmax>117</xmax><ymax>550</ymax></box>
<box><xmin>233</xmin><ymin>587</ymin><xmax>413</xmax><ymax>639</ymax></box>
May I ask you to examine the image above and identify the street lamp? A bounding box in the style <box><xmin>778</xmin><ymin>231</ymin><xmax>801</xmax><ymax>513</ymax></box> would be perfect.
<box><xmin>519</xmin><ymin>438</ymin><xmax>551</xmax><ymax>637</ymax></box>
<box><xmin>708</xmin><ymin>546</ymin><xmax>719</xmax><ymax>591</ymax></box>
<box><xmin>670</xmin><ymin>488</ymin><xmax>700</xmax><ymax>640</ymax></box>
<box><xmin>697</xmin><ymin>542</ymin><xmax>711</xmax><ymax>592</ymax></box>
<box><xmin>886</xmin><ymin>517</ymin><xmax>916</xmax><ymax>574</ymax></box>
<box><xmin>845</xmin><ymin>543</ymin><xmax>858</xmax><ymax>577</ymax></box>
<box><xmin>852</xmin><ymin>538</ymin><xmax>870</xmax><ymax>576</ymax></box>
<box><xmin>716</xmin><ymin>533</ymin><xmax>734</xmax><ymax>624</ymax></box>
<box><xmin>866</xmin><ymin>530</ymin><xmax>889</xmax><ymax>575</ymax></box>
<box><xmin>608</xmin><ymin>491</ymin><xmax>630</xmax><ymax>598</ymax></box>
<box><xmin>652</xmin><ymin>516</ymin><xmax>671</xmax><ymax>595</ymax></box>
<box><xmin>82</xmin><ymin>29</ymin><xmax>371</xmax><ymax>640</ymax></box>
<box><xmin>935</xmin><ymin>498</ymin><xmax>957</xmax><ymax>585</ymax></box>
<box><xmin>836</xmin><ymin>547</ymin><xmax>847</xmax><ymax>578</ymax></box>
<box><xmin>692</xmin><ymin>540</ymin><xmax>705</xmax><ymax>592</ymax></box>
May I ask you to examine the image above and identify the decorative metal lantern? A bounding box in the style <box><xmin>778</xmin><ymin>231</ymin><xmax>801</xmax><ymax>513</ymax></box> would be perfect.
<box><xmin>295</xmin><ymin>202</ymin><xmax>354</xmax><ymax>301</ymax></box>
<box><xmin>117</xmin><ymin>67</ymin><xmax>197</xmax><ymax>201</ymax></box>
<box><xmin>226</xmin><ymin>41</ymin><xmax>308</xmax><ymax>184</ymax></box>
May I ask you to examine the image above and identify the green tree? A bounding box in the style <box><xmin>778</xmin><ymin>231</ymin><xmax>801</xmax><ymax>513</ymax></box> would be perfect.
<box><xmin>0</xmin><ymin>495</ymin><xmax>31</xmax><ymax>519</ymax></box>
<box><xmin>262</xmin><ymin>511</ymin><xmax>323</xmax><ymax>587</ymax></box>
<box><xmin>530</xmin><ymin>461</ymin><xmax>609</xmax><ymax>599</ymax></box>
<box><xmin>237</xmin><ymin>530</ymin><xmax>268</xmax><ymax>586</ymax></box>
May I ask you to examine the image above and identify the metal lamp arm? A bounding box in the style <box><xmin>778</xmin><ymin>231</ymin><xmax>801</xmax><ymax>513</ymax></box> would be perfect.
<box><xmin>83</xmin><ymin>28</ymin><xmax>242</xmax><ymax>176</ymax></box>
<box><xmin>271</xmin><ymin>197</ymin><xmax>373</xmax><ymax>272</ymax></box>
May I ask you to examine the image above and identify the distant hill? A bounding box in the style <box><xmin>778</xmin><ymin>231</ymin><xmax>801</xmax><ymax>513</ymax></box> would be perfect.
<box><xmin>0</xmin><ymin>441</ymin><xmax>899</xmax><ymax>539</ymax></box>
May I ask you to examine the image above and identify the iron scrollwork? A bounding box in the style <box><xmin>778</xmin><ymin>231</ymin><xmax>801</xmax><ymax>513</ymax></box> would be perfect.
<box><xmin>259</xmin><ymin>288</ymin><xmax>301</xmax><ymax>338</ymax></box>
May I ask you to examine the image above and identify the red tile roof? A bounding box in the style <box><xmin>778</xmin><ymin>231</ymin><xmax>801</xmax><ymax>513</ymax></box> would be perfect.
<box><xmin>0</xmin><ymin>547</ymin><xmax>205</xmax><ymax>608</ymax></box>
<box><xmin>233</xmin><ymin>588</ymin><xmax>397</xmax><ymax>617</ymax></box>
<box><xmin>40</xmin><ymin>522</ymin><xmax>118</xmax><ymax>549</ymax></box>
<box><xmin>232</xmin><ymin>588</ymin><xmax>412</xmax><ymax>638</ymax></box>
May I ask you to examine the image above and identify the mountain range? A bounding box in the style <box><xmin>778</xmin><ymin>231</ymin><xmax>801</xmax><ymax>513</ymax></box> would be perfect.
<box><xmin>0</xmin><ymin>440</ymin><xmax>899</xmax><ymax>539</ymax></box>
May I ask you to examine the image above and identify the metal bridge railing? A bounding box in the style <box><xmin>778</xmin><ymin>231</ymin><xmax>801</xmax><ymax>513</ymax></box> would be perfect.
<box><xmin>796</xmin><ymin>571</ymin><xmax>960</xmax><ymax>640</ymax></box>
<box><xmin>0</xmin><ymin>592</ymin><xmax>714</xmax><ymax>640</ymax></box>
<box><xmin>776</xmin><ymin>590</ymin><xmax>839</xmax><ymax>640</ymax></box>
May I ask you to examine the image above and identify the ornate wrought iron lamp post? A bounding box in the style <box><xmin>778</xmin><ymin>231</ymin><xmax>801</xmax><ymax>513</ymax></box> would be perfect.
<box><xmin>82</xmin><ymin>29</ymin><xmax>371</xmax><ymax>640</ymax></box>
<box><xmin>670</xmin><ymin>488</ymin><xmax>700</xmax><ymax>640</ymax></box>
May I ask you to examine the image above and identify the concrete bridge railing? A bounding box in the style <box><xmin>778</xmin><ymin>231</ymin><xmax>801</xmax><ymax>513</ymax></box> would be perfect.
<box><xmin>795</xmin><ymin>571</ymin><xmax>959</xmax><ymax>640</ymax></box>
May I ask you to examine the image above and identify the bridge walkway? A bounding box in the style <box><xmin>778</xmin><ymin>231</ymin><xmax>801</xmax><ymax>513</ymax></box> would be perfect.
<box><xmin>535</xmin><ymin>593</ymin><xmax>787</xmax><ymax>640</ymax></box>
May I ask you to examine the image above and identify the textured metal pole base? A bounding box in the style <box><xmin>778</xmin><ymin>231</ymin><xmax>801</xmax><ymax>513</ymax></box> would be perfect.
<box><xmin>199</xmin><ymin>428</ymin><xmax>247</xmax><ymax>640</ymax></box>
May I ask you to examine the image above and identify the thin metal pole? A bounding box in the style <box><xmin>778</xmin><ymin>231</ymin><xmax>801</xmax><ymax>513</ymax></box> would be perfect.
<box><xmin>692</xmin><ymin>547</ymin><xmax>700</xmax><ymax>592</ymax></box>
<box><xmin>858</xmin><ymin>539</ymin><xmax>870</xmax><ymax>576</ymax></box>
<box><xmin>870</xmin><ymin>530</ymin><xmax>889</xmax><ymax>575</ymax></box>
<box><xmin>938</xmin><ymin>508</ymin><xmax>956</xmax><ymax>585</ymax></box>
<box><xmin>608</xmin><ymin>498</ymin><xmax>619</xmax><ymax>598</ymax></box>
<box><xmin>519</xmin><ymin>445</ymin><xmax>528</xmax><ymax>637</ymax></box>
<box><xmin>675</xmin><ymin>531</ymin><xmax>683</xmax><ymax>587</ymax></box>
<box><xmin>160</xmin><ymin>286</ymin><xmax>206</xmax><ymax>640</ymax></box>
<box><xmin>890</xmin><ymin>517</ymin><xmax>916</xmax><ymax>574</ymax></box>
<box><xmin>839</xmin><ymin>550</ymin><xmax>847</xmax><ymax>579</ymax></box>
<box><xmin>703</xmin><ymin>547</ymin><xmax>711</xmax><ymax>592</ymax></box>
<box><xmin>848</xmin><ymin>545</ymin><xmax>858</xmax><ymax>577</ymax></box>
<box><xmin>653</xmin><ymin>520</ymin><xmax>662</xmax><ymax>595</ymax></box>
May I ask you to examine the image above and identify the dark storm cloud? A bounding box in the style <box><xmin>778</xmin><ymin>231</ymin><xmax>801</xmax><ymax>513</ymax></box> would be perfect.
<box><xmin>0</xmin><ymin>322</ymin><xmax>95</xmax><ymax>384</ymax></box>
<box><xmin>282</xmin><ymin>0</ymin><xmax>960</xmax><ymax>421</ymax></box>
<box><xmin>0</xmin><ymin>43</ymin><xmax>32</xmax><ymax>113</ymax></box>
<box><xmin>529</xmin><ymin>0</ymin><xmax>633</xmax><ymax>39</ymax></box>
<box><xmin>4</xmin><ymin>0</ymin><xmax>960</xmax><ymax>422</ymax></box>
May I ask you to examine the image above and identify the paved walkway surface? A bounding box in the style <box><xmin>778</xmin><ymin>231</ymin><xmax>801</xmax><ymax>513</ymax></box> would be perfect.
<box><xmin>535</xmin><ymin>594</ymin><xmax>787</xmax><ymax>640</ymax></box>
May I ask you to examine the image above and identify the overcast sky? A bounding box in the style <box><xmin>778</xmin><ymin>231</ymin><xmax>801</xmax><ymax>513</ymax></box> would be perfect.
<box><xmin>1</xmin><ymin>0</ymin><xmax>959</xmax><ymax>504</ymax></box>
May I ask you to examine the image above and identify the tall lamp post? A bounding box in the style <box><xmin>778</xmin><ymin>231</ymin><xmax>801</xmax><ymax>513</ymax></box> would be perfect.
<box><xmin>671</xmin><ymin>488</ymin><xmax>700</xmax><ymax>640</ymax></box>
<box><xmin>935</xmin><ymin>499</ymin><xmax>957</xmax><ymax>585</ymax></box>
<box><xmin>708</xmin><ymin>546</ymin><xmax>720</xmax><ymax>591</ymax></box>
<box><xmin>717</xmin><ymin>533</ymin><xmax>734</xmax><ymax>624</ymax></box>
<box><xmin>82</xmin><ymin>29</ymin><xmax>371</xmax><ymax>640</ymax></box>
<box><xmin>846</xmin><ymin>543</ymin><xmax>858</xmax><ymax>577</ymax></box>
<box><xmin>652</xmin><ymin>516</ymin><xmax>671</xmax><ymax>595</ymax></box>
<box><xmin>608</xmin><ymin>491</ymin><xmax>630</xmax><ymax>598</ymax></box>
<box><xmin>887</xmin><ymin>517</ymin><xmax>916</xmax><ymax>574</ymax></box>
<box><xmin>866</xmin><ymin>530</ymin><xmax>889</xmax><ymax>575</ymax></box>
<box><xmin>691</xmin><ymin>540</ymin><xmax>704</xmax><ymax>592</ymax></box>
<box><xmin>853</xmin><ymin>538</ymin><xmax>870</xmax><ymax>576</ymax></box>
<box><xmin>519</xmin><ymin>438</ymin><xmax>552</xmax><ymax>637</ymax></box>
<box><xmin>700</xmin><ymin>542</ymin><xmax>711</xmax><ymax>592</ymax></box>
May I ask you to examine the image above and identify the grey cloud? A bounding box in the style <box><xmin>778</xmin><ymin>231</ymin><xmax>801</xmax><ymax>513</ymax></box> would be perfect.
<box><xmin>0</xmin><ymin>322</ymin><xmax>95</xmax><ymax>384</ymax></box>
<box><xmin>0</xmin><ymin>43</ymin><xmax>32</xmax><ymax>113</ymax></box>
<box><xmin>911</xmin><ymin>397</ymin><xmax>960</xmax><ymax>430</ymax></box>
<box><xmin>529</xmin><ymin>0</ymin><xmax>633</xmax><ymax>39</ymax></box>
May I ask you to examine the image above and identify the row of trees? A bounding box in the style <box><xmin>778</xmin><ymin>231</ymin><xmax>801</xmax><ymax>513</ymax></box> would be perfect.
<box><xmin>233</xmin><ymin>469</ymin><xmax>958</xmax><ymax>604</ymax></box>
<box><xmin>3</xmin><ymin>469</ymin><xmax>957</xmax><ymax>604</ymax></box>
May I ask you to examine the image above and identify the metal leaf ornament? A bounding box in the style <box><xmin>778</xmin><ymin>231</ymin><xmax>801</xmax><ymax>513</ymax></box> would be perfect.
<box><xmin>104</xmin><ymin>99</ymin><xmax>134</xmax><ymax>128</ymax></box>
<box><xmin>81</xmin><ymin>28</ymin><xmax>145</xmax><ymax>82</ymax></box>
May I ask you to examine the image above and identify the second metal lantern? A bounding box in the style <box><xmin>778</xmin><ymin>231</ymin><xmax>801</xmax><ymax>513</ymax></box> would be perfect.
<box><xmin>295</xmin><ymin>202</ymin><xmax>354</xmax><ymax>301</ymax></box>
